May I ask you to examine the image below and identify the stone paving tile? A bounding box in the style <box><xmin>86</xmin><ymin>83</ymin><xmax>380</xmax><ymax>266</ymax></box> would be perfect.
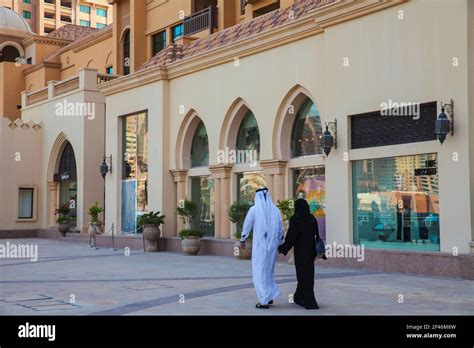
<box><xmin>0</xmin><ymin>239</ymin><xmax>472</xmax><ymax>316</ymax></box>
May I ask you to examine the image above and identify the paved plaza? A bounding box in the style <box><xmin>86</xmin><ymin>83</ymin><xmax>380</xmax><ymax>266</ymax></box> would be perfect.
<box><xmin>0</xmin><ymin>239</ymin><xmax>472</xmax><ymax>316</ymax></box>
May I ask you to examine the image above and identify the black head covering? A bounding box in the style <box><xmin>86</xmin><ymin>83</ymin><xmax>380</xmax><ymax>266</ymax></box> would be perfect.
<box><xmin>294</xmin><ymin>198</ymin><xmax>311</xmax><ymax>217</ymax></box>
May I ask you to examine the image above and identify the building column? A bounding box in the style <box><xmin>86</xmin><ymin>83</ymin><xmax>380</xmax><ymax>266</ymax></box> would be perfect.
<box><xmin>171</xmin><ymin>169</ymin><xmax>188</xmax><ymax>235</ymax></box>
<box><xmin>261</xmin><ymin>160</ymin><xmax>288</xmax><ymax>202</ymax></box>
<box><xmin>48</xmin><ymin>181</ymin><xmax>58</xmax><ymax>227</ymax></box>
<box><xmin>210</xmin><ymin>165</ymin><xmax>233</xmax><ymax>239</ymax></box>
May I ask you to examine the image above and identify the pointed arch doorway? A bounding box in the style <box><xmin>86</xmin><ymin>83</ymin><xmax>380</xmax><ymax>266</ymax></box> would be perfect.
<box><xmin>53</xmin><ymin>141</ymin><xmax>78</xmax><ymax>228</ymax></box>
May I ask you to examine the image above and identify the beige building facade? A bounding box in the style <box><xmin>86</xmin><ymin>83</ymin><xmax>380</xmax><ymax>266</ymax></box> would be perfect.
<box><xmin>0</xmin><ymin>0</ymin><xmax>473</xmax><ymax>277</ymax></box>
<box><xmin>100</xmin><ymin>0</ymin><xmax>474</xmax><ymax>256</ymax></box>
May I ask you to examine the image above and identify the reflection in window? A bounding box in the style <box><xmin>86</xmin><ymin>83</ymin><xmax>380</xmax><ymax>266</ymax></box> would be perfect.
<box><xmin>353</xmin><ymin>154</ymin><xmax>440</xmax><ymax>251</ymax></box>
<box><xmin>236</xmin><ymin>111</ymin><xmax>260</xmax><ymax>163</ymax></box>
<box><xmin>123</xmin><ymin>30</ymin><xmax>130</xmax><ymax>75</ymax></box>
<box><xmin>18</xmin><ymin>188</ymin><xmax>34</xmax><ymax>219</ymax></box>
<box><xmin>237</xmin><ymin>172</ymin><xmax>267</xmax><ymax>204</ymax></box>
<box><xmin>293</xmin><ymin>166</ymin><xmax>326</xmax><ymax>239</ymax></box>
<box><xmin>121</xmin><ymin>113</ymin><xmax>148</xmax><ymax>233</ymax></box>
<box><xmin>191</xmin><ymin>177</ymin><xmax>215</xmax><ymax>237</ymax></box>
<box><xmin>291</xmin><ymin>98</ymin><xmax>323</xmax><ymax>158</ymax></box>
<box><xmin>191</xmin><ymin>121</ymin><xmax>209</xmax><ymax>168</ymax></box>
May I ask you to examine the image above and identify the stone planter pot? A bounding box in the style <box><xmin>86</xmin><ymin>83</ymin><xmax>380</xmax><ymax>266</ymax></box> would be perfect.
<box><xmin>94</xmin><ymin>220</ymin><xmax>104</xmax><ymax>234</ymax></box>
<box><xmin>144</xmin><ymin>224</ymin><xmax>161</xmax><ymax>252</ymax></box>
<box><xmin>58</xmin><ymin>222</ymin><xmax>69</xmax><ymax>237</ymax></box>
<box><xmin>181</xmin><ymin>236</ymin><xmax>201</xmax><ymax>255</ymax></box>
<box><xmin>234</xmin><ymin>240</ymin><xmax>252</xmax><ymax>260</ymax></box>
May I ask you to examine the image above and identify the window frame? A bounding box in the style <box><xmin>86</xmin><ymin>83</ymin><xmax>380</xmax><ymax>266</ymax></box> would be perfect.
<box><xmin>16</xmin><ymin>186</ymin><xmax>37</xmax><ymax>221</ymax></box>
<box><xmin>79</xmin><ymin>5</ymin><xmax>91</xmax><ymax>14</ymax></box>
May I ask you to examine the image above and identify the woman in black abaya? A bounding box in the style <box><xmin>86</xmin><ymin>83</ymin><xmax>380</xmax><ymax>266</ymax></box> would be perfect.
<box><xmin>278</xmin><ymin>199</ymin><xmax>319</xmax><ymax>310</ymax></box>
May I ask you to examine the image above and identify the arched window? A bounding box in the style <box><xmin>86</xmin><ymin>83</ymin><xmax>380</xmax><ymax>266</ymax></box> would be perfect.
<box><xmin>236</xmin><ymin>111</ymin><xmax>260</xmax><ymax>163</ymax></box>
<box><xmin>191</xmin><ymin>121</ymin><xmax>209</xmax><ymax>168</ymax></box>
<box><xmin>0</xmin><ymin>45</ymin><xmax>20</xmax><ymax>63</ymax></box>
<box><xmin>123</xmin><ymin>30</ymin><xmax>130</xmax><ymax>75</ymax></box>
<box><xmin>58</xmin><ymin>142</ymin><xmax>77</xmax><ymax>178</ymax></box>
<box><xmin>291</xmin><ymin>98</ymin><xmax>323</xmax><ymax>158</ymax></box>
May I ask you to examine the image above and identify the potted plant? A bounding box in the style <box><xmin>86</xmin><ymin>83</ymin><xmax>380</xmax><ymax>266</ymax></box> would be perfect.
<box><xmin>88</xmin><ymin>202</ymin><xmax>104</xmax><ymax>234</ymax></box>
<box><xmin>277</xmin><ymin>198</ymin><xmax>295</xmax><ymax>264</ymax></box>
<box><xmin>228</xmin><ymin>202</ymin><xmax>252</xmax><ymax>260</ymax></box>
<box><xmin>178</xmin><ymin>229</ymin><xmax>204</xmax><ymax>255</ymax></box>
<box><xmin>138</xmin><ymin>211</ymin><xmax>166</xmax><ymax>252</ymax></box>
<box><xmin>176</xmin><ymin>199</ymin><xmax>203</xmax><ymax>255</ymax></box>
<box><xmin>55</xmin><ymin>204</ymin><xmax>71</xmax><ymax>237</ymax></box>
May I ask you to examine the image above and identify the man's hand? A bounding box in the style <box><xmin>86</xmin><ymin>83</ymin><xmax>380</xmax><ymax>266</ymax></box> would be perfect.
<box><xmin>240</xmin><ymin>241</ymin><xmax>246</xmax><ymax>250</ymax></box>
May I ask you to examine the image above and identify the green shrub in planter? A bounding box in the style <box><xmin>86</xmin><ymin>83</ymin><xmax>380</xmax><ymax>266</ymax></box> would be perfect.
<box><xmin>176</xmin><ymin>199</ymin><xmax>198</xmax><ymax>225</ymax></box>
<box><xmin>277</xmin><ymin>198</ymin><xmax>295</xmax><ymax>222</ymax></box>
<box><xmin>88</xmin><ymin>202</ymin><xmax>104</xmax><ymax>223</ymax></box>
<box><xmin>138</xmin><ymin>211</ymin><xmax>166</xmax><ymax>226</ymax></box>
<box><xmin>178</xmin><ymin>229</ymin><xmax>204</xmax><ymax>239</ymax></box>
<box><xmin>228</xmin><ymin>202</ymin><xmax>252</xmax><ymax>233</ymax></box>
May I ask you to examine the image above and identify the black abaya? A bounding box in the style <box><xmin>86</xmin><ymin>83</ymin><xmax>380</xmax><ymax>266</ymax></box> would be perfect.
<box><xmin>278</xmin><ymin>199</ymin><xmax>319</xmax><ymax>309</ymax></box>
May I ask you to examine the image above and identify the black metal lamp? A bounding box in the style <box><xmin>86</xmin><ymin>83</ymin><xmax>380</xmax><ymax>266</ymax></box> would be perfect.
<box><xmin>321</xmin><ymin>119</ymin><xmax>337</xmax><ymax>157</ymax></box>
<box><xmin>435</xmin><ymin>99</ymin><xmax>454</xmax><ymax>145</ymax></box>
<box><xmin>100</xmin><ymin>155</ymin><xmax>112</xmax><ymax>178</ymax></box>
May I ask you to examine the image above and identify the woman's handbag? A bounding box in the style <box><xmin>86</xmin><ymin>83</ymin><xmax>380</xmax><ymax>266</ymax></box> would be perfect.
<box><xmin>315</xmin><ymin>236</ymin><xmax>326</xmax><ymax>259</ymax></box>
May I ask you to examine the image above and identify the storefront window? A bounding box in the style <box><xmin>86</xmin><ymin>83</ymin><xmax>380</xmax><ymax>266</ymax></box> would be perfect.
<box><xmin>191</xmin><ymin>121</ymin><xmax>209</xmax><ymax>168</ymax></box>
<box><xmin>54</xmin><ymin>142</ymin><xmax>77</xmax><ymax>226</ymax></box>
<box><xmin>191</xmin><ymin>177</ymin><xmax>215</xmax><ymax>237</ymax></box>
<box><xmin>291</xmin><ymin>98</ymin><xmax>323</xmax><ymax>158</ymax></box>
<box><xmin>236</xmin><ymin>111</ymin><xmax>260</xmax><ymax>163</ymax></box>
<box><xmin>121</xmin><ymin>112</ymin><xmax>148</xmax><ymax>233</ymax></box>
<box><xmin>353</xmin><ymin>154</ymin><xmax>440</xmax><ymax>251</ymax></box>
<box><xmin>293</xmin><ymin>166</ymin><xmax>326</xmax><ymax>239</ymax></box>
<box><xmin>237</xmin><ymin>172</ymin><xmax>267</xmax><ymax>204</ymax></box>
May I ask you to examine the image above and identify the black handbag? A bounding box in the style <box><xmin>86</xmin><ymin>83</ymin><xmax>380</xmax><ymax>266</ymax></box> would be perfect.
<box><xmin>315</xmin><ymin>237</ymin><xmax>326</xmax><ymax>259</ymax></box>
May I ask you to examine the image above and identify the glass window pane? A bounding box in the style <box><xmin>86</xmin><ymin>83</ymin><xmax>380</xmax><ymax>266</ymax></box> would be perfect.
<box><xmin>293</xmin><ymin>166</ymin><xmax>326</xmax><ymax>239</ymax></box>
<box><xmin>236</xmin><ymin>111</ymin><xmax>260</xmax><ymax>163</ymax></box>
<box><xmin>191</xmin><ymin>121</ymin><xmax>209</xmax><ymax>168</ymax></box>
<box><xmin>353</xmin><ymin>154</ymin><xmax>440</xmax><ymax>251</ymax></box>
<box><xmin>291</xmin><ymin>98</ymin><xmax>323</xmax><ymax>158</ymax></box>
<box><xmin>237</xmin><ymin>172</ymin><xmax>267</xmax><ymax>204</ymax></box>
<box><xmin>152</xmin><ymin>31</ymin><xmax>166</xmax><ymax>56</ymax></box>
<box><xmin>191</xmin><ymin>177</ymin><xmax>215</xmax><ymax>237</ymax></box>
<box><xmin>121</xmin><ymin>113</ymin><xmax>148</xmax><ymax>233</ymax></box>
<box><xmin>19</xmin><ymin>188</ymin><xmax>33</xmax><ymax>219</ymax></box>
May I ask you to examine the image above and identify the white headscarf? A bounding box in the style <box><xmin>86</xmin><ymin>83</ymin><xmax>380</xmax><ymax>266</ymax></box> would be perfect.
<box><xmin>252</xmin><ymin>189</ymin><xmax>281</xmax><ymax>251</ymax></box>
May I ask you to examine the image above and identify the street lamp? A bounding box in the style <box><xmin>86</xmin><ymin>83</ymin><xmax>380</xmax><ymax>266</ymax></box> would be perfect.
<box><xmin>435</xmin><ymin>99</ymin><xmax>454</xmax><ymax>145</ymax></box>
<box><xmin>100</xmin><ymin>155</ymin><xmax>112</xmax><ymax>178</ymax></box>
<box><xmin>321</xmin><ymin>119</ymin><xmax>337</xmax><ymax>157</ymax></box>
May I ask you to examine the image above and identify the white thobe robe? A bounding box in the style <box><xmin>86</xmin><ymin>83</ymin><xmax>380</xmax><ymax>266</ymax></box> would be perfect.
<box><xmin>241</xmin><ymin>190</ymin><xmax>284</xmax><ymax>305</ymax></box>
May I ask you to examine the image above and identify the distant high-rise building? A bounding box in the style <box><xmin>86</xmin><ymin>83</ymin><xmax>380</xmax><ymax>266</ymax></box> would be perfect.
<box><xmin>0</xmin><ymin>0</ymin><xmax>112</xmax><ymax>35</ymax></box>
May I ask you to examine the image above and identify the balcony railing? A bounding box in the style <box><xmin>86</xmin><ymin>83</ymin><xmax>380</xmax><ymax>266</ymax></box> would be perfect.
<box><xmin>22</xmin><ymin>70</ymin><xmax>119</xmax><ymax>108</ymax></box>
<box><xmin>184</xmin><ymin>5</ymin><xmax>218</xmax><ymax>37</ymax></box>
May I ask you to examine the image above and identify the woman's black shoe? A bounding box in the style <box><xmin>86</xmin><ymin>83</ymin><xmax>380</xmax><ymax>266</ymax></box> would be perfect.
<box><xmin>268</xmin><ymin>300</ymin><xmax>274</xmax><ymax>305</ymax></box>
<box><xmin>256</xmin><ymin>303</ymin><xmax>270</xmax><ymax>309</ymax></box>
<box><xmin>305</xmin><ymin>304</ymin><xmax>320</xmax><ymax>310</ymax></box>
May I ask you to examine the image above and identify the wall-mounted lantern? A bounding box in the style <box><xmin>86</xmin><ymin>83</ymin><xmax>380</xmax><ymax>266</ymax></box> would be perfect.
<box><xmin>435</xmin><ymin>99</ymin><xmax>454</xmax><ymax>145</ymax></box>
<box><xmin>100</xmin><ymin>155</ymin><xmax>112</xmax><ymax>179</ymax></box>
<box><xmin>321</xmin><ymin>119</ymin><xmax>337</xmax><ymax>157</ymax></box>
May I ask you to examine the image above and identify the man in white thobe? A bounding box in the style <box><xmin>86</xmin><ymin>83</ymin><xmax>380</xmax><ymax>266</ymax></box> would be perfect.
<box><xmin>240</xmin><ymin>188</ymin><xmax>284</xmax><ymax>309</ymax></box>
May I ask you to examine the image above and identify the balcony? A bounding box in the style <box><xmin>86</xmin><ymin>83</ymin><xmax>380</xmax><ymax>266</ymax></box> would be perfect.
<box><xmin>183</xmin><ymin>5</ymin><xmax>218</xmax><ymax>37</ymax></box>
<box><xmin>22</xmin><ymin>70</ymin><xmax>119</xmax><ymax>108</ymax></box>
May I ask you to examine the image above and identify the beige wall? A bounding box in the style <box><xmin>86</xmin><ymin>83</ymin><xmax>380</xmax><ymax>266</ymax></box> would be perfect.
<box><xmin>21</xmin><ymin>69</ymin><xmax>106</xmax><ymax>232</ymax></box>
<box><xmin>103</xmin><ymin>0</ymin><xmax>473</xmax><ymax>254</ymax></box>
<box><xmin>0</xmin><ymin>117</ymin><xmax>43</xmax><ymax>229</ymax></box>
<box><xmin>0</xmin><ymin>62</ymin><xmax>27</xmax><ymax>120</ymax></box>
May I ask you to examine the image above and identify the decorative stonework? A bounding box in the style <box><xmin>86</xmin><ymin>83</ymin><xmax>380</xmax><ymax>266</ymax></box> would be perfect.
<box><xmin>6</xmin><ymin>119</ymin><xmax>42</xmax><ymax>131</ymax></box>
